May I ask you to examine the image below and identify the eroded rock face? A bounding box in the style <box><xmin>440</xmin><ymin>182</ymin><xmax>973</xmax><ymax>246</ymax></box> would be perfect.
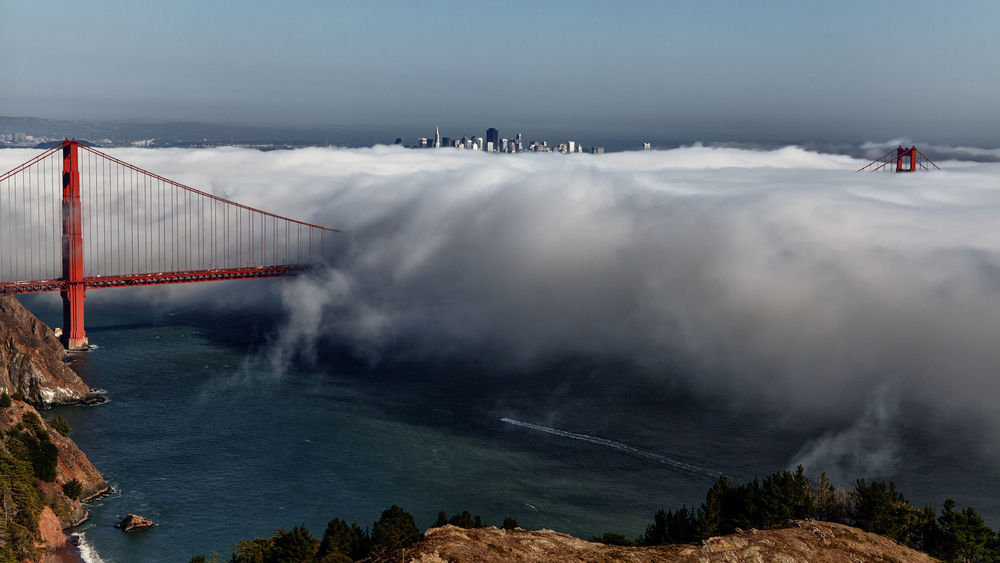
<box><xmin>0</xmin><ymin>296</ymin><xmax>102</xmax><ymax>409</ymax></box>
<box><xmin>373</xmin><ymin>521</ymin><xmax>936</xmax><ymax>563</ymax></box>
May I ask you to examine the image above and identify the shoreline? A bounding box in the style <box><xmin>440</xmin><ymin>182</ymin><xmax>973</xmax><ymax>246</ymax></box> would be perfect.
<box><xmin>43</xmin><ymin>534</ymin><xmax>85</xmax><ymax>563</ymax></box>
<box><xmin>46</xmin><ymin>450</ymin><xmax>115</xmax><ymax>562</ymax></box>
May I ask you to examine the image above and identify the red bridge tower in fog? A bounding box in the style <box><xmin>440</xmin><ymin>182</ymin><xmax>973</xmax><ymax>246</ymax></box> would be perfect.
<box><xmin>857</xmin><ymin>145</ymin><xmax>940</xmax><ymax>172</ymax></box>
<box><xmin>0</xmin><ymin>140</ymin><xmax>338</xmax><ymax>350</ymax></box>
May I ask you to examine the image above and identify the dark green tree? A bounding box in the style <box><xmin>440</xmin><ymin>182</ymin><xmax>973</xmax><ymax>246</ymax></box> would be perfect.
<box><xmin>9</xmin><ymin>423</ymin><xmax>59</xmax><ymax>482</ymax></box>
<box><xmin>268</xmin><ymin>525</ymin><xmax>317</xmax><ymax>562</ymax></box>
<box><xmin>447</xmin><ymin>510</ymin><xmax>485</xmax><ymax>529</ymax></box>
<box><xmin>62</xmin><ymin>479</ymin><xmax>83</xmax><ymax>500</ymax></box>
<box><xmin>813</xmin><ymin>472</ymin><xmax>851</xmax><ymax>523</ymax></box>
<box><xmin>698</xmin><ymin>475</ymin><xmax>756</xmax><ymax>537</ymax></box>
<box><xmin>230</xmin><ymin>537</ymin><xmax>272</xmax><ymax>562</ymax></box>
<box><xmin>229</xmin><ymin>525</ymin><xmax>317</xmax><ymax>563</ymax></box>
<box><xmin>933</xmin><ymin>499</ymin><xmax>994</xmax><ymax>562</ymax></box>
<box><xmin>433</xmin><ymin>510</ymin><xmax>448</xmax><ymax>528</ymax></box>
<box><xmin>697</xmin><ymin>476</ymin><xmax>731</xmax><ymax>537</ymax></box>
<box><xmin>348</xmin><ymin>522</ymin><xmax>371</xmax><ymax>560</ymax></box>
<box><xmin>316</xmin><ymin>518</ymin><xmax>361</xmax><ymax>561</ymax></box>
<box><xmin>642</xmin><ymin>507</ymin><xmax>699</xmax><ymax>545</ymax></box>
<box><xmin>370</xmin><ymin>505</ymin><xmax>420</xmax><ymax>555</ymax></box>
<box><xmin>50</xmin><ymin>416</ymin><xmax>72</xmax><ymax>436</ymax></box>
<box><xmin>851</xmin><ymin>480</ymin><xmax>925</xmax><ymax>546</ymax></box>
<box><xmin>502</xmin><ymin>516</ymin><xmax>519</xmax><ymax>530</ymax></box>
<box><xmin>22</xmin><ymin>412</ymin><xmax>42</xmax><ymax>432</ymax></box>
<box><xmin>756</xmin><ymin>466</ymin><xmax>814</xmax><ymax>525</ymax></box>
<box><xmin>0</xmin><ymin>449</ymin><xmax>45</xmax><ymax>561</ymax></box>
<box><xmin>0</xmin><ymin>393</ymin><xmax>11</xmax><ymax>408</ymax></box>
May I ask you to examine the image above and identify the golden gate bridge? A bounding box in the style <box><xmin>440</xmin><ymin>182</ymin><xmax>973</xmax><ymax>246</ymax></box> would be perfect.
<box><xmin>0</xmin><ymin>139</ymin><xmax>338</xmax><ymax>350</ymax></box>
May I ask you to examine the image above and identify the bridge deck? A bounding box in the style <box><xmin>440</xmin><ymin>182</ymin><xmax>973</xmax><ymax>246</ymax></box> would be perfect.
<box><xmin>0</xmin><ymin>265</ymin><xmax>310</xmax><ymax>296</ymax></box>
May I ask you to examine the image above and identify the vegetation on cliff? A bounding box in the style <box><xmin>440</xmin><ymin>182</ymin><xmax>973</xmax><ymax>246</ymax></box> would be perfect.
<box><xmin>0</xmin><ymin>396</ymin><xmax>50</xmax><ymax>561</ymax></box>
<box><xmin>189</xmin><ymin>505</ymin><xmax>526</xmax><ymax>563</ymax></box>
<box><xmin>591</xmin><ymin>466</ymin><xmax>1000</xmax><ymax>563</ymax></box>
<box><xmin>0</xmin><ymin>394</ymin><xmax>108</xmax><ymax>561</ymax></box>
<box><xmin>191</xmin><ymin>466</ymin><xmax>1000</xmax><ymax>563</ymax></box>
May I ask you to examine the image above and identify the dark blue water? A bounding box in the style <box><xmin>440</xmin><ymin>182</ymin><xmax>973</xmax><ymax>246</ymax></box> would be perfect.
<box><xmin>20</xmin><ymin>289</ymin><xmax>1000</xmax><ymax>561</ymax></box>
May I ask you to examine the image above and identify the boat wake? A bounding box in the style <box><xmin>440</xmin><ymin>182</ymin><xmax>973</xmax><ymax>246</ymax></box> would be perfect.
<box><xmin>500</xmin><ymin>417</ymin><xmax>720</xmax><ymax>479</ymax></box>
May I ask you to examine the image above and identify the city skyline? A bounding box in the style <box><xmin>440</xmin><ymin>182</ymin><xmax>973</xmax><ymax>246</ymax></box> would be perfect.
<box><xmin>399</xmin><ymin>125</ymin><xmax>608</xmax><ymax>154</ymax></box>
<box><xmin>2</xmin><ymin>1</ymin><xmax>999</xmax><ymax>146</ymax></box>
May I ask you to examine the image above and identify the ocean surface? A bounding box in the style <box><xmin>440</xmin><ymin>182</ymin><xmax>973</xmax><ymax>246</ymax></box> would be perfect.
<box><xmin>20</xmin><ymin>289</ymin><xmax>1000</xmax><ymax>562</ymax></box>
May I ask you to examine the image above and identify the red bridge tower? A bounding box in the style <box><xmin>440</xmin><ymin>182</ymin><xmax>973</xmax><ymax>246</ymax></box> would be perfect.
<box><xmin>857</xmin><ymin>145</ymin><xmax>940</xmax><ymax>173</ymax></box>
<box><xmin>61</xmin><ymin>140</ymin><xmax>87</xmax><ymax>350</ymax></box>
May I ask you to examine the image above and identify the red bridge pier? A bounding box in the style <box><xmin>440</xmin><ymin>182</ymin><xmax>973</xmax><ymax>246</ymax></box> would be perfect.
<box><xmin>61</xmin><ymin>140</ymin><xmax>87</xmax><ymax>350</ymax></box>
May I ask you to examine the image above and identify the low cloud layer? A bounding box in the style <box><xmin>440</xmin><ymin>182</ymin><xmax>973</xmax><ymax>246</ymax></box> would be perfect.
<box><xmin>791</xmin><ymin>383</ymin><xmax>901</xmax><ymax>482</ymax></box>
<box><xmin>4</xmin><ymin>143</ymin><xmax>1000</xmax><ymax>472</ymax></box>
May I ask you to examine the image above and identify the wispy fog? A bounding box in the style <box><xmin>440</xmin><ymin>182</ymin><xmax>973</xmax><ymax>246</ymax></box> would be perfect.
<box><xmin>4</xmin><ymin>143</ymin><xmax>1000</xmax><ymax>472</ymax></box>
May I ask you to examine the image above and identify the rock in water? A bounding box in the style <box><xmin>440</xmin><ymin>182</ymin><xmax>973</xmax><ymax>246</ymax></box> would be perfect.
<box><xmin>116</xmin><ymin>514</ymin><xmax>156</xmax><ymax>533</ymax></box>
<box><xmin>0</xmin><ymin>296</ymin><xmax>103</xmax><ymax>409</ymax></box>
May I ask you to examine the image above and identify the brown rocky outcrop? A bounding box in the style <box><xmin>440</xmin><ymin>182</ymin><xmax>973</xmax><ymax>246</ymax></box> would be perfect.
<box><xmin>115</xmin><ymin>514</ymin><xmax>155</xmax><ymax>533</ymax></box>
<box><xmin>0</xmin><ymin>296</ymin><xmax>103</xmax><ymax>409</ymax></box>
<box><xmin>35</xmin><ymin>507</ymin><xmax>66</xmax><ymax>552</ymax></box>
<box><xmin>372</xmin><ymin>521</ymin><xmax>936</xmax><ymax>563</ymax></box>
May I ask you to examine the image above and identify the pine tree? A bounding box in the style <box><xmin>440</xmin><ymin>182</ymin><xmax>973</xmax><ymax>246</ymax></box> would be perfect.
<box><xmin>370</xmin><ymin>505</ymin><xmax>420</xmax><ymax>555</ymax></box>
<box><xmin>315</xmin><ymin>518</ymin><xmax>359</xmax><ymax>561</ymax></box>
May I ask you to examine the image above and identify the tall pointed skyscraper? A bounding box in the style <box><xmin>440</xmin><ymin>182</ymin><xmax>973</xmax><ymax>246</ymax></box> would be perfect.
<box><xmin>435</xmin><ymin>126</ymin><xmax>441</xmax><ymax>148</ymax></box>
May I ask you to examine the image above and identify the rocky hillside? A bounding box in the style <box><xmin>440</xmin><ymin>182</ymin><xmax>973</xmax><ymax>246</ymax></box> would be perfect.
<box><xmin>373</xmin><ymin>520</ymin><xmax>936</xmax><ymax>563</ymax></box>
<box><xmin>0</xmin><ymin>296</ymin><xmax>102</xmax><ymax>409</ymax></box>
<box><xmin>0</xmin><ymin>400</ymin><xmax>109</xmax><ymax>551</ymax></box>
<box><xmin>0</xmin><ymin>296</ymin><xmax>108</xmax><ymax>560</ymax></box>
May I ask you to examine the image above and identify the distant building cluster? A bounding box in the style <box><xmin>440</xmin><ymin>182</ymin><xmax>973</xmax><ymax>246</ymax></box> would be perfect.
<box><xmin>397</xmin><ymin>126</ymin><xmax>608</xmax><ymax>155</ymax></box>
<box><xmin>0</xmin><ymin>132</ymin><xmax>48</xmax><ymax>147</ymax></box>
<box><xmin>0</xmin><ymin>132</ymin><xmax>117</xmax><ymax>148</ymax></box>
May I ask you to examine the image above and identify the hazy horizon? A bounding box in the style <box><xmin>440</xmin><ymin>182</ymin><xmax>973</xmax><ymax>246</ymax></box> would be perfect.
<box><xmin>3</xmin><ymin>1</ymin><xmax>999</xmax><ymax>147</ymax></box>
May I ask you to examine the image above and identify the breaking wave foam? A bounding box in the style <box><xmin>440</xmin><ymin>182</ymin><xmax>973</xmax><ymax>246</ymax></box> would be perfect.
<box><xmin>74</xmin><ymin>532</ymin><xmax>105</xmax><ymax>563</ymax></box>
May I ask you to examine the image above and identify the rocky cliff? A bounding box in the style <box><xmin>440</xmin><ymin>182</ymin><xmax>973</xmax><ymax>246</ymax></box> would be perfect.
<box><xmin>0</xmin><ymin>296</ymin><xmax>102</xmax><ymax>409</ymax></box>
<box><xmin>0</xmin><ymin>398</ymin><xmax>109</xmax><ymax>522</ymax></box>
<box><xmin>373</xmin><ymin>520</ymin><xmax>936</xmax><ymax>563</ymax></box>
<box><xmin>0</xmin><ymin>296</ymin><xmax>108</xmax><ymax>560</ymax></box>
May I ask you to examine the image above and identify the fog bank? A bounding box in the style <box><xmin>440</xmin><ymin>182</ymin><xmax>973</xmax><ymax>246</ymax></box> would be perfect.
<box><xmin>5</xmin><ymin>143</ymin><xmax>1000</xmax><ymax>471</ymax></box>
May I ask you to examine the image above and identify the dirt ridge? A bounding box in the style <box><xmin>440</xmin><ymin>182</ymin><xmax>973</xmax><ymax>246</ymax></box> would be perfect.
<box><xmin>374</xmin><ymin>520</ymin><xmax>936</xmax><ymax>562</ymax></box>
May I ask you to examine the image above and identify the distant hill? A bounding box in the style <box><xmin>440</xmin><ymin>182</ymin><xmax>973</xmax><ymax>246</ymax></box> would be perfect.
<box><xmin>0</xmin><ymin>115</ymin><xmax>390</xmax><ymax>148</ymax></box>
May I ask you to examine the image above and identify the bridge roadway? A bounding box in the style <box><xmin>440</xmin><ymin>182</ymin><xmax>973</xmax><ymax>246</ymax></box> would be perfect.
<box><xmin>0</xmin><ymin>265</ymin><xmax>309</xmax><ymax>296</ymax></box>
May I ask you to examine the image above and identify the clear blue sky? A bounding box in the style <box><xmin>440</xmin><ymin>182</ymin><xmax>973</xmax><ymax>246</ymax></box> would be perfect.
<box><xmin>2</xmin><ymin>0</ymin><xmax>997</xmax><ymax>143</ymax></box>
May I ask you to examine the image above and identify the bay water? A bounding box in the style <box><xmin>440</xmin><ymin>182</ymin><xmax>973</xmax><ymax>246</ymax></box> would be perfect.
<box><xmin>20</xmin><ymin>288</ymin><xmax>1000</xmax><ymax>562</ymax></box>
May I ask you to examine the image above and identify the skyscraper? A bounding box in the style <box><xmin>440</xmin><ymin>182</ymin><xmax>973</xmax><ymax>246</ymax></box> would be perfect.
<box><xmin>434</xmin><ymin>126</ymin><xmax>441</xmax><ymax>148</ymax></box>
<box><xmin>486</xmin><ymin>128</ymin><xmax>499</xmax><ymax>152</ymax></box>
